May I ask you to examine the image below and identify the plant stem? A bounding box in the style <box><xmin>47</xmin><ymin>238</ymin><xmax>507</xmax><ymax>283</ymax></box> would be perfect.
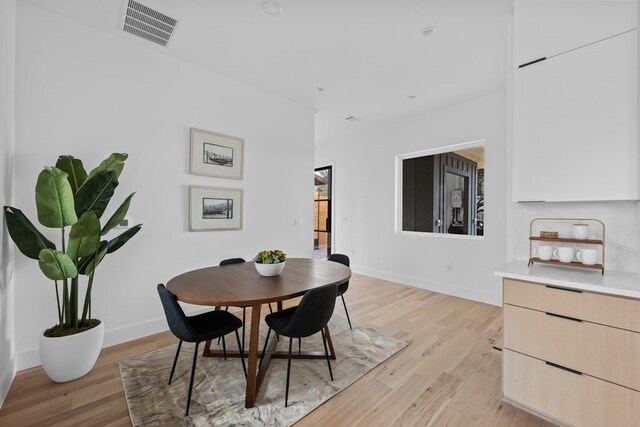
<box><xmin>62</xmin><ymin>279</ymin><xmax>70</xmax><ymax>327</ymax></box>
<box><xmin>80</xmin><ymin>271</ymin><xmax>95</xmax><ymax>326</ymax></box>
<box><xmin>61</xmin><ymin>228</ymin><xmax>66</xmax><ymax>253</ymax></box>
<box><xmin>70</xmin><ymin>277</ymin><xmax>78</xmax><ymax>328</ymax></box>
<box><xmin>54</xmin><ymin>280</ymin><xmax>62</xmax><ymax>326</ymax></box>
<box><xmin>61</xmin><ymin>228</ymin><xmax>71</xmax><ymax>327</ymax></box>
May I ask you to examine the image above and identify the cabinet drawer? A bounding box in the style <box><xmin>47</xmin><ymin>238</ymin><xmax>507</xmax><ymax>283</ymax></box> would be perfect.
<box><xmin>504</xmin><ymin>279</ymin><xmax>640</xmax><ymax>333</ymax></box>
<box><xmin>504</xmin><ymin>304</ymin><xmax>640</xmax><ymax>391</ymax></box>
<box><xmin>503</xmin><ymin>350</ymin><xmax>640</xmax><ymax>427</ymax></box>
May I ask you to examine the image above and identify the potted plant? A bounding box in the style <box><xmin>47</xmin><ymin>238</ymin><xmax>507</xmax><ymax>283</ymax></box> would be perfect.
<box><xmin>253</xmin><ymin>249</ymin><xmax>286</xmax><ymax>276</ymax></box>
<box><xmin>3</xmin><ymin>153</ymin><xmax>141</xmax><ymax>382</ymax></box>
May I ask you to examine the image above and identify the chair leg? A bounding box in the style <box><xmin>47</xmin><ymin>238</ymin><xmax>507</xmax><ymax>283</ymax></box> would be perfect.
<box><xmin>168</xmin><ymin>340</ymin><xmax>182</xmax><ymax>385</ymax></box>
<box><xmin>268</xmin><ymin>304</ymin><xmax>280</xmax><ymax>341</ymax></box>
<box><xmin>186</xmin><ymin>341</ymin><xmax>200</xmax><ymax>416</ymax></box>
<box><xmin>341</xmin><ymin>294</ymin><xmax>352</xmax><ymax>330</ymax></box>
<box><xmin>218</xmin><ymin>306</ymin><xmax>229</xmax><ymax>345</ymax></box>
<box><xmin>285</xmin><ymin>337</ymin><xmax>293</xmax><ymax>407</ymax></box>
<box><xmin>259</xmin><ymin>328</ymin><xmax>272</xmax><ymax>370</ymax></box>
<box><xmin>222</xmin><ymin>335</ymin><xmax>227</xmax><ymax>360</ymax></box>
<box><xmin>321</xmin><ymin>329</ymin><xmax>333</xmax><ymax>381</ymax></box>
<box><xmin>235</xmin><ymin>329</ymin><xmax>247</xmax><ymax>379</ymax></box>
<box><xmin>298</xmin><ymin>337</ymin><xmax>301</xmax><ymax>355</ymax></box>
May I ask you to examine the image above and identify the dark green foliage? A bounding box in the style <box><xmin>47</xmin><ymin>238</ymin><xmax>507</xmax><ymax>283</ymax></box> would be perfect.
<box><xmin>3</xmin><ymin>206</ymin><xmax>56</xmax><ymax>259</ymax></box>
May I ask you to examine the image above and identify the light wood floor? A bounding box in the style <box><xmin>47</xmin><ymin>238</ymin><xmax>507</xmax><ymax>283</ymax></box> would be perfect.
<box><xmin>0</xmin><ymin>274</ymin><xmax>550</xmax><ymax>426</ymax></box>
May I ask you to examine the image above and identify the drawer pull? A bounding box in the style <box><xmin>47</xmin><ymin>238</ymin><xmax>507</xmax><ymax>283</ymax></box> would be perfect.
<box><xmin>518</xmin><ymin>57</ymin><xmax>547</xmax><ymax>68</ymax></box>
<box><xmin>546</xmin><ymin>361</ymin><xmax>582</xmax><ymax>376</ymax></box>
<box><xmin>545</xmin><ymin>312</ymin><xmax>583</xmax><ymax>323</ymax></box>
<box><xmin>545</xmin><ymin>285</ymin><xmax>582</xmax><ymax>293</ymax></box>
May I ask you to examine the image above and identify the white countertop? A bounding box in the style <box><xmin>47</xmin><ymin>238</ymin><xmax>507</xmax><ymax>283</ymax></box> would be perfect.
<box><xmin>494</xmin><ymin>260</ymin><xmax>640</xmax><ymax>299</ymax></box>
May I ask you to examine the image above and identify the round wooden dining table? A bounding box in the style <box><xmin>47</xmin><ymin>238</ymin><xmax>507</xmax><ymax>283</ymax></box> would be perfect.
<box><xmin>166</xmin><ymin>258</ymin><xmax>351</xmax><ymax>408</ymax></box>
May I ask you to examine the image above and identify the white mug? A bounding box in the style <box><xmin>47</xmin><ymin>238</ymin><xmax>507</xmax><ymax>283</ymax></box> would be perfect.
<box><xmin>576</xmin><ymin>248</ymin><xmax>599</xmax><ymax>265</ymax></box>
<box><xmin>534</xmin><ymin>245</ymin><xmax>554</xmax><ymax>261</ymax></box>
<box><xmin>572</xmin><ymin>224</ymin><xmax>589</xmax><ymax>240</ymax></box>
<box><xmin>553</xmin><ymin>246</ymin><xmax>575</xmax><ymax>263</ymax></box>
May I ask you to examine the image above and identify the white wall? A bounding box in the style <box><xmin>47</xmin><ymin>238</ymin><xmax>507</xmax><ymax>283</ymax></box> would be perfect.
<box><xmin>0</xmin><ymin>0</ymin><xmax>17</xmax><ymax>408</ymax></box>
<box><xmin>315</xmin><ymin>92</ymin><xmax>508</xmax><ymax>305</ymax></box>
<box><xmin>317</xmin><ymin>85</ymin><xmax>640</xmax><ymax>307</ymax></box>
<box><xmin>14</xmin><ymin>3</ymin><xmax>315</xmax><ymax>370</ymax></box>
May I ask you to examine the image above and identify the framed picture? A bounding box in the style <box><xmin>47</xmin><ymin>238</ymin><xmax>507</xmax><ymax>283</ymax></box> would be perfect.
<box><xmin>189</xmin><ymin>186</ymin><xmax>243</xmax><ymax>231</ymax></box>
<box><xmin>190</xmin><ymin>128</ymin><xmax>244</xmax><ymax>179</ymax></box>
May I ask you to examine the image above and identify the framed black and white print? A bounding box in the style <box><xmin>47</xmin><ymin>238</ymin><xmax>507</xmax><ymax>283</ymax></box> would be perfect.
<box><xmin>190</xmin><ymin>128</ymin><xmax>244</xmax><ymax>179</ymax></box>
<box><xmin>189</xmin><ymin>186</ymin><xmax>243</xmax><ymax>231</ymax></box>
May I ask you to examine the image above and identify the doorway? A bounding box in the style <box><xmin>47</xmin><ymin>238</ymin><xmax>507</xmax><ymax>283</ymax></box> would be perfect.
<box><xmin>314</xmin><ymin>166</ymin><xmax>332</xmax><ymax>259</ymax></box>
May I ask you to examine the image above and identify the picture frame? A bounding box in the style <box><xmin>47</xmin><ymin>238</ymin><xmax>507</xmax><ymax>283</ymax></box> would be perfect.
<box><xmin>189</xmin><ymin>128</ymin><xmax>244</xmax><ymax>179</ymax></box>
<box><xmin>189</xmin><ymin>186</ymin><xmax>243</xmax><ymax>231</ymax></box>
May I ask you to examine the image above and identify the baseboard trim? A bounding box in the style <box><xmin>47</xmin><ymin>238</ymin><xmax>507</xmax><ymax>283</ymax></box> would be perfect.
<box><xmin>0</xmin><ymin>356</ymin><xmax>17</xmax><ymax>410</ymax></box>
<box><xmin>16</xmin><ymin>306</ymin><xmax>233</xmax><ymax>371</ymax></box>
<box><xmin>351</xmin><ymin>264</ymin><xmax>501</xmax><ymax>306</ymax></box>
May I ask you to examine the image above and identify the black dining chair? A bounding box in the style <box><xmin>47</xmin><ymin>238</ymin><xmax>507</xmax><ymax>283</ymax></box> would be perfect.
<box><xmin>327</xmin><ymin>253</ymin><xmax>353</xmax><ymax>329</ymax></box>
<box><xmin>219</xmin><ymin>258</ymin><xmax>275</xmax><ymax>352</ymax></box>
<box><xmin>157</xmin><ymin>284</ymin><xmax>247</xmax><ymax>416</ymax></box>
<box><xmin>261</xmin><ymin>284</ymin><xmax>338</xmax><ymax>407</ymax></box>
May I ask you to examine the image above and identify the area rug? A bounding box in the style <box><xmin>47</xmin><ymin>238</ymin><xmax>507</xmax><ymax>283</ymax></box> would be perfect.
<box><xmin>119</xmin><ymin>315</ymin><xmax>407</xmax><ymax>426</ymax></box>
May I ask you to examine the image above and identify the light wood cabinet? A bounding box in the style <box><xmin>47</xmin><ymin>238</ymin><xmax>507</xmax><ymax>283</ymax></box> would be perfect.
<box><xmin>504</xmin><ymin>304</ymin><xmax>640</xmax><ymax>391</ymax></box>
<box><xmin>504</xmin><ymin>278</ymin><xmax>640</xmax><ymax>333</ymax></box>
<box><xmin>502</xmin><ymin>279</ymin><xmax>640</xmax><ymax>425</ymax></box>
<box><xmin>514</xmin><ymin>0</ymin><xmax>637</xmax><ymax>66</ymax></box>
<box><xmin>504</xmin><ymin>350</ymin><xmax>640</xmax><ymax>427</ymax></box>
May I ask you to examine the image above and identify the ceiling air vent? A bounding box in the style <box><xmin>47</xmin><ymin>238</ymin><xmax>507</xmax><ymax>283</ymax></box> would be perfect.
<box><xmin>122</xmin><ymin>0</ymin><xmax>177</xmax><ymax>47</ymax></box>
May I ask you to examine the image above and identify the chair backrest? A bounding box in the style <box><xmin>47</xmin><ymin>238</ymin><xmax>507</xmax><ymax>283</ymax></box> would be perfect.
<box><xmin>327</xmin><ymin>253</ymin><xmax>350</xmax><ymax>267</ymax></box>
<box><xmin>220</xmin><ymin>257</ymin><xmax>245</xmax><ymax>266</ymax></box>
<box><xmin>157</xmin><ymin>284</ymin><xmax>192</xmax><ymax>341</ymax></box>
<box><xmin>285</xmin><ymin>284</ymin><xmax>338</xmax><ymax>338</ymax></box>
<box><xmin>328</xmin><ymin>253</ymin><xmax>350</xmax><ymax>291</ymax></box>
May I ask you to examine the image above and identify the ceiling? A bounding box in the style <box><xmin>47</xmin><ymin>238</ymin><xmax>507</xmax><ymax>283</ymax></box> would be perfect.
<box><xmin>26</xmin><ymin>0</ymin><xmax>510</xmax><ymax>125</ymax></box>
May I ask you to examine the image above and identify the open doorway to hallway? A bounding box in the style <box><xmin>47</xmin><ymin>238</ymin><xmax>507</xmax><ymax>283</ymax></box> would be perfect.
<box><xmin>314</xmin><ymin>166</ymin><xmax>332</xmax><ymax>260</ymax></box>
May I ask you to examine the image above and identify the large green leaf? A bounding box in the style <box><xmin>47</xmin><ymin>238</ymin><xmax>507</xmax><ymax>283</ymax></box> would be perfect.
<box><xmin>106</xmin><ymin>224</ymin><xmax>142</xmax><ymax>254</ymax></box>
<box><xmin>66</xmin><ymin>212</ymin><xmax>101</xmax><ymax>261</ymax></box>
<box><xmin>35</xmin><ymin>167</ymin><xmax>78</xmax><ymax>229</ymax></box>
<box><xmin>74</xmin><ymin>170</ymin><xmax>118</xmax><ymax>219</ymax></box>
<box><xmin>78</xmin><ymin>241</ymin><xmax>108</xmax><ymax>275</ymax></box>
<box><xmin>4</xmin><ymin>206</ymin><xmax>56</xmax><ymax>259</ymax></box>
<box><xmin>101</xmin><ymin>192</ymin><xmax>135</xmax><ymax>236</ymax></box>
<box><xmin>38</xmin><ymin>249</ymin><xmax>78</xmax><ymax>280</ymax></box>
<box><xmin>55</xmin><ymin>155</ymin><xmax>87</xmax><ymax>194</ymax></box>
<box><xmin>88</xmin><ymin>153</ymin><xmax>128</xmax><ymax>180</ymax></box>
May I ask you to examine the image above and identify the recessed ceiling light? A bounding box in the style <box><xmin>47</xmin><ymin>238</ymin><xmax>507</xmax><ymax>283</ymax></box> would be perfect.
<box><xmin>422</xmin><ymin>26</ymin><xmax>437</xmax><ymax>37</ymax></box>
<box><xmin>262</xmin><ymin>1</ymin><xmax>284</xmax><ymax>16</ymax></box>
<box><xmin>316</xmin><ymin>87</ymin><xmax>324</xmax><ymax>92</ymax></box>
<box><xmin>408</xmin><ymin>95</ymin><xmax>417</xmax><ymax>99</ymax></box>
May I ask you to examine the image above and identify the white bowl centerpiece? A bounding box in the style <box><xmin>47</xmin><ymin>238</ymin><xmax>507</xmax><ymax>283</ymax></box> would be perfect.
<box><xmin>253</xmin><ymin>249</ymin><xmax>286</xmax><ymax>277</ymax></box>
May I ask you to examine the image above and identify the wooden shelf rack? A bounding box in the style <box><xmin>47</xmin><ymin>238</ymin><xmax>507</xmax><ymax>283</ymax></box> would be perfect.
<box><xmin>528</xmin><ymin>218</ymin><xmax>605</xmax><ymax>274</ymax></box>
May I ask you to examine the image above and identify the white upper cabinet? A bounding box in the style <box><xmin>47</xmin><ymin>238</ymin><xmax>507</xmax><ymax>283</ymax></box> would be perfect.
<box><xmin>514</xmin><ymin>0</ymin><xmax>638</xmax><ymax>66</ymax></box>
<box><xmin>513</xmin><ymin>30</ymin><xmax>638</xmax><ymax>202</ymax></box>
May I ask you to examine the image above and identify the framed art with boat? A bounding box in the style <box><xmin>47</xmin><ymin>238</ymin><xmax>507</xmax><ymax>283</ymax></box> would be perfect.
<box><xmin>189</xmin><ymin>185</ymin><xmax>243</xmax><ymax>231</ymax></box>
<box><xmin>189</xmin><ymin>128</ymin><xmax>244</xmax><ymax>179</ymax></box>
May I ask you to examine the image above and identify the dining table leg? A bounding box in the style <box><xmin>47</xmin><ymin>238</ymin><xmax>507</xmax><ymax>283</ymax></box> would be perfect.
<box><xmin>245</xmin><ymin>303</ymin><xmax>262</xmax><ymax>408</ymax></box>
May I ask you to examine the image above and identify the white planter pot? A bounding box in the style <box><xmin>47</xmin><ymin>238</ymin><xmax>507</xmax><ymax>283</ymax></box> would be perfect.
<box><xmin>255</xmin><ymin>261</ymin><xmax>286</xmax><ymax>277</ymax></box>
<box><xmin>39</xmin><ymin>320</ymin><xmax>104</xmax><ymax>383</ymax></box>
